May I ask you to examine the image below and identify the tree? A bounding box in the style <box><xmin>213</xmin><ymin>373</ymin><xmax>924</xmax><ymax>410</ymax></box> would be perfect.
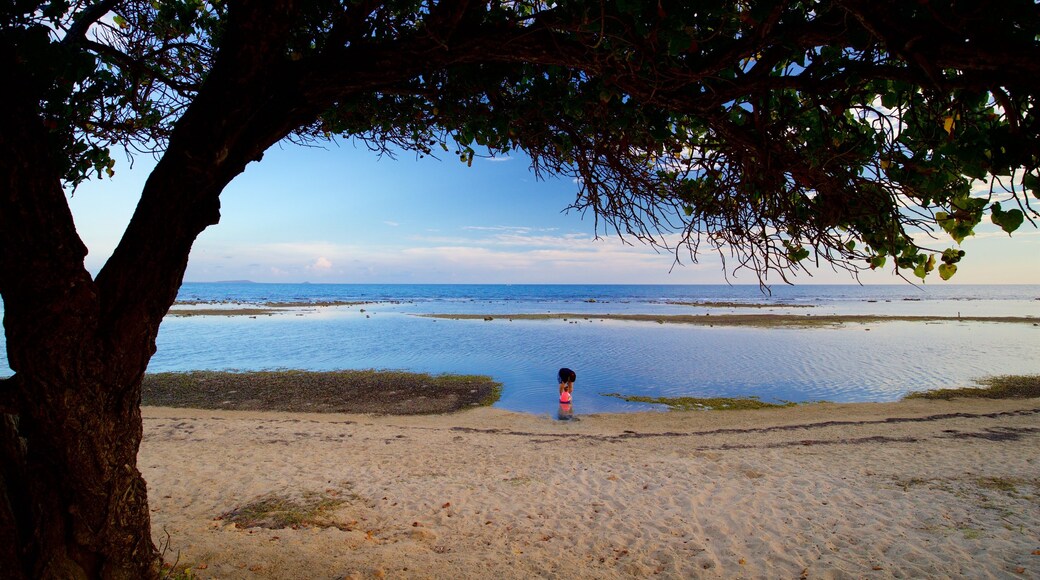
<box><xmin>2</xmin><ymin>0</ymin><xmax>1037</xmax><ymax>576</ymax></box>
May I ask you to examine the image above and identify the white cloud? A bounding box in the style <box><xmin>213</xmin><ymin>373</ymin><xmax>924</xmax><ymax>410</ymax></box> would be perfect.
<box><xmin>187</xmin><ymin>229</ymin><xmax>719</xmax><ymax>283</ymax></box>
<box><xmin>963</xmin><ymin>229</ymin><xmax>1040</xmax><ymax>242</ymax></box>
<box><xmin>384</xmin><ymin>221</ymin><xmax>400</xmax><ymax>227</ymax></box>
<box><xmin>184</xmin><ymin>217</ymin><xmax>1040</xmax><ymax>284</ymax></box>
<box><xmin>309</xmin><ymin>257</ymin><xmax>333</xmax><ymax>271</ymax></box>
<box><xmin>490</xmin><ymin>232</ymin><xmax>591</xmax><ymax>248</ymax></box>
<box><xmin>462</xmin><ymin>225</ymin><xmax>534</xmax><ymax>233</ymax></box>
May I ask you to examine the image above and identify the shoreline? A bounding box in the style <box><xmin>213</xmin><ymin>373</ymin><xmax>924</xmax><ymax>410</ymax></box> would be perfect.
<box><xmin>142</xmin><ymin>395</ymin><xmax>1040</xmax><ymax>436</ymax></box>
<box><xmin>140</xmin><ymin>370</ymin><xmax>1040</xmax><ymax>416</ymax></box>
<box><xmin>421</xmin><ymin>312</ymin><xmax>1040</xmax><ymax>327</ymax></box>
<box><xmin>142</xmin><ymin>397</ymin><xmax>1040</xmax><ymax>578</ymax></box>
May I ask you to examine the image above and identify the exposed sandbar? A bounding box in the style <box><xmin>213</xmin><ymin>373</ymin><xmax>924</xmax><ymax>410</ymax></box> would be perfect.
<box><xmin>142</xmin><ymin>370</ymin><xmax>500</xmax><ymax>415</ymax></box>
<box><xmin>420</xmin><ymin>312</ymin><xmax>1039</xmax><ymax>327</ymax></box>
<box><xmin>665</xmin><ymin>300</ymin><xmax>813</xmax><ymax>308</ymax></box>
<box><xmin>168</xmin><ymin>301</ymin><xmax>373</xmax><ymax>317</ymax></box>
<box><xmin>166</xmin><ymin>308</ymin><xmax>285</xmax><ymax>317</ymax></box>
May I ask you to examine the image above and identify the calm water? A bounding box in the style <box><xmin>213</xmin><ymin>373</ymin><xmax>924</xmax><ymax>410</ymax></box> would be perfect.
<box><xmin>3</xmin><ymin>284</ymin><xmax>1039</xmax><ymax>414</ymax></box>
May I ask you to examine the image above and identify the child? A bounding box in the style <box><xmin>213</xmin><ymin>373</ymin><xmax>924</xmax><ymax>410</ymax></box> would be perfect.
<box><xmin>558</xmin><ymin>367</ymin><xmax>576</xmax><ymax>403</ymax></box>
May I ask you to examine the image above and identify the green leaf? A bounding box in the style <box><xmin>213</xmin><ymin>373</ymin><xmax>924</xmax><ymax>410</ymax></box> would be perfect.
<box><xmin>990</xmin><ymin>202</ymin><xmax>1024</xmax><ymax>235</ymax></box>
<box><xmin>663</xmin><ymin>29</ymin><xmax>692</xmax><ymax>56</ymax></box>
<box><xmin>614</xmin><ymin>0</ymin><xmax>641</xmax><ymax>15</ymax></box>
<box><xmin>788</xmin><ymin>246</ymin><xmax>810</xmax><ymax>262</ymax></box>
<box><xmin>1024</xmin><ymin>173</ymin><xmax>1040</xmax><ymax>199</ymax></box>
<box><xmin>881</xmin><ymin>90</ymin><xmax>900</xmax><ymax>109</ymax></box>
<box><xmin>938</xmin><ymin>263</ymin><xmax>957</xmax><ymax>280</ymax></box>
<box><xmin>941</xmin><ymin>248</ymin><xmax>965</xmax><ymax>264</ymax></box>
<box><xmin>913</xmin><ymin>254</ymin><xmax>936</xmax><ymax>280</ymax></box>
<box><xmin>748</xmin><ymin>1</ymin><xmax>775</xmax><ymax>24</ymax></box>
<box><xmin>936</xmin><ymin>211</ymin><xmax>975</xmax><ymax>244</ymax></box>
<box><xmin>42</xmin><ymin>0</ymin><xmax>70</xmax><ymax>20</ymax></box>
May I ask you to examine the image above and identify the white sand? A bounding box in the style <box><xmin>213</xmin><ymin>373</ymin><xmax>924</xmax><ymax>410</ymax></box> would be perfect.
<box><xmin>141</xmin><ymin>399</ymin><xmax>1040</xmax><ymax>579</ymax></box>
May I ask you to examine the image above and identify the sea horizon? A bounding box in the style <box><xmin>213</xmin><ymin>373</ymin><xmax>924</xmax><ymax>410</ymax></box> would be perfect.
<box><xmin>184</xmin><ymin>280</ymin><xmax>1040</xmax><ymax>286</ymax></box>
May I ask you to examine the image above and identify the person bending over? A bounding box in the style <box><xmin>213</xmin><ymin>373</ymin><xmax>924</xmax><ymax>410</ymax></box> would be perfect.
<box><xmin>558</xmin><ymin>367</ymin><xmax>576</xmax><ymax>403</ymax></box>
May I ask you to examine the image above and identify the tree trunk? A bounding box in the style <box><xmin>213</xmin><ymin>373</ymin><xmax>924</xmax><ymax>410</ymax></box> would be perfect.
<box><xmin>1</xmin><ymin>5</ymin><xmax>312</xmax><ymax>574</ymax></box>
<box><xmin>0</xmin><ymin>76</ymin><xmax>160</xmax><ymax>577</ymax></box>
<box><xmin>0</xmin><ymin>369</ymin><xmax>155</xmax><ymax>579</ymax></box>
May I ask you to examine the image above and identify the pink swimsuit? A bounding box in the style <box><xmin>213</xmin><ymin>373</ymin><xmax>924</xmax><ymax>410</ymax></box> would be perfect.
<box><xmin>560</xmin><ymin>391</ymin><xmax>572</xmax><ymax>403</ymax></box>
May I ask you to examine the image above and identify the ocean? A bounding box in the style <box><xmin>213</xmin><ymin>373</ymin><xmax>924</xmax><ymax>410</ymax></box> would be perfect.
<box><xmin>2</xmin><ymin>283</ymin><xmax>1039</xmax><ymax>414</ymax></box>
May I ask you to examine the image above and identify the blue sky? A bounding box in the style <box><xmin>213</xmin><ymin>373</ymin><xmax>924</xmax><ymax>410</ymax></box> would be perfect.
<box><xmin>68</xmin><ymin>142</ymin><xmax>1040</xmax><ymax>285</ymax></box>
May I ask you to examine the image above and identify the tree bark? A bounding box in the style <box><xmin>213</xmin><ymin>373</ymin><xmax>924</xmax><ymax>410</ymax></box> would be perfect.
<box><xmin>0</xmin><ymin>72</ymin><xmax>158</xmax><ymax>578</ymax></box>
<box><xmin>0</xmin><ymin>3</ymin><xmax>311</xmax><ymax>575</ymax></box>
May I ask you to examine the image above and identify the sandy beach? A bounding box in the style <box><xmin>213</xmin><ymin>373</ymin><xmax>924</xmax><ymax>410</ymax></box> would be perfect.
<box><xmin>142</xmin><ymin>398</ymin><xmax>1040</xmax><ymax>579</ymax></box>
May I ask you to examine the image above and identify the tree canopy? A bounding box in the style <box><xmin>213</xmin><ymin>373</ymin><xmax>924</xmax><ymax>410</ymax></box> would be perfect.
<box><xmin>12</xmin><ymin>0</ymin><xmax>1040</xmax><ymax>284</ymax></box>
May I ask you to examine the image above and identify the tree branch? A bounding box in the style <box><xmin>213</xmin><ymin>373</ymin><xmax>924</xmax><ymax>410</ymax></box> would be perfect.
<box><xmin>82</xmin><ymin>39</ymin><xmax>201</xmax><ymax>96</ymax></box>
<box><xmin>62</xmin><ymin>0</ymin><xmax>119</xmax><ymax>46</ymax></box>
<box><xmin>0</xmin><ymin>376</ymin><xmax>14</xmax><ymax>414</ymax></box>
<box><xmin>836</xmin><ymin>0</ymin><xmax>1040</xmax><ymax>93</ymax></box>
<box><xmin>93</xmin><ymin>0</ymin><xmax>306</xmax><ymax>345</ymax></box>
<box><xmin>325</xmin><ymin>0</ymin><xmax>381</xmax><ymax>48</ymax></box>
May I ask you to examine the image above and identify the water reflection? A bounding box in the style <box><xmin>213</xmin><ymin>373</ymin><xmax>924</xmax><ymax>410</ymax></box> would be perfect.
<box><xmin>138</xmin><ymin>307</ymin><xmax>1040</xmax><ymax>415</ymax></box>
<box><xmin>3</xmin><ymin>285</ymin><xmax>1038</xmax><ymax>415</ymax></box>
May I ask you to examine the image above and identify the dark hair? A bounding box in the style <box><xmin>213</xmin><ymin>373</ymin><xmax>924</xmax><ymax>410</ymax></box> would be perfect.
<box><xmin>557</xmin><ymin>367</ymin><xmax>576</xmax><ymax>383</ymax></box>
